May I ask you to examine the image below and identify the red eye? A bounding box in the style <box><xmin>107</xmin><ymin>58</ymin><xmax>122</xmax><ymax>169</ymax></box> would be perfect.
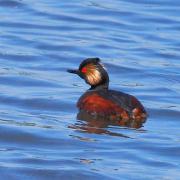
<box><xmin>81</xmin><ymin>67</ymin><xmax>87</xmax><ymax>73</ymax></box>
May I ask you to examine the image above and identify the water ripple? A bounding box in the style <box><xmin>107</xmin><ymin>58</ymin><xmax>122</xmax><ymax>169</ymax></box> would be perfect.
<box><xmin>0</xmin><ymin>0</ymin><xmax>180</xmax><ymax>179</ymax></box>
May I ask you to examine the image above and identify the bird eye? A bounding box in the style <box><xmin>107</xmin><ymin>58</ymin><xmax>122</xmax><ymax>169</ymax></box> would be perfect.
<box><xmin>81</xmin><ymin>67</ymin><xmax>87</xmax><ymax>73</ymax></box>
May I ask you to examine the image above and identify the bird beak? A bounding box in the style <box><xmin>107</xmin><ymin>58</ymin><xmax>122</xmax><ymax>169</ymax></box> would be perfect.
<box><xmin>67</xmin><ymin>69</ymin><xmax>79</xmax><ymax>74</ymax></box>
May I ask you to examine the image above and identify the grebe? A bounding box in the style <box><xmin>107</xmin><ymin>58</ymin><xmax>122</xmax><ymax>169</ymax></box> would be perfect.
<box><xmin>68</xmin><ymin>58</ymin><xmax>147</xmax><ymax>128</ymax></box>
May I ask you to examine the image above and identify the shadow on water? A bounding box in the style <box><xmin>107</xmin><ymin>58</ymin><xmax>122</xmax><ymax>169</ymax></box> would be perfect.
<box><xmin>68</xmin><ymin>110</ymin><xmax>147</xmax><ymax>138</ymax></box>
<box><xmin>69</xmin><ymin>121</ymin><xmax>130</xmax><ymax>139</ymax></box>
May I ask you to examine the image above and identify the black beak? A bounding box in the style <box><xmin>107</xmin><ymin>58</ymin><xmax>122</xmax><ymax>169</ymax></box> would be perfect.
<box><xmin>67</xmin><ymin>69</ymin><xmax>79</xmax><ymax>74</ymax></box>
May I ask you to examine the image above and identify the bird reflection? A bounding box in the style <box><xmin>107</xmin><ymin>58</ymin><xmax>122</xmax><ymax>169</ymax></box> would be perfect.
<box><xmin>77</xmin><ymin>110</ymin><xmax>145</xmax><ymax>129</ymax></box>
<box><xmin>69</xmin><ymin>110</ymin><xmax>146</xmax><ymax>138</ymax></box>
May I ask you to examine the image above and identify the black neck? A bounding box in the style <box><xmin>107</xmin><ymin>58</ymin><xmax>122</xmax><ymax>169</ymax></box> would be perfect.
<box><xmin>90</xmin><ymin>82</ymin><xmax>109</xmax><ymax>90</ymax></box>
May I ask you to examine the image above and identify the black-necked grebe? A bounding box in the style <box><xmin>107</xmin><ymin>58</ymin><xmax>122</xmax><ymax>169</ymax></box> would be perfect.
<box><xmin>68</xmin><ymin>58</ymin><xmax>147</xmax><ymax>128</ymax></box>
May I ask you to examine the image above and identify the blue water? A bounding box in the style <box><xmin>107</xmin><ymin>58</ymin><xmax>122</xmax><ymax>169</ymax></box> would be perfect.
<box><xmin>0</xmin><ymin>0</ymin><xmax>180</xmax><ymax>179</ymax></box>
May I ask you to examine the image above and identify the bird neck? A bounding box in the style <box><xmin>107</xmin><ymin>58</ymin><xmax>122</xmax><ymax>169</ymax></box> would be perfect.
<box><xmin>90</xmin><ymin>81</ymin><xmax>109</xmax><ymax>90</ymax></box>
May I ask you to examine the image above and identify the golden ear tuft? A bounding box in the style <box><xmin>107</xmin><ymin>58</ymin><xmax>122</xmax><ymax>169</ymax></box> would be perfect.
<box><xmin>85</xmin><ymin>64</ymin><xmax>101</xmax><ymax>86</ymax></box>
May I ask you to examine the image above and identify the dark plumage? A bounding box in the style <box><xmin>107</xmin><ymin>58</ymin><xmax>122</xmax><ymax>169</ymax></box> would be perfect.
<box><xmin>67</xmin><ymin>58</ymin><xmax>147</xmax><ymax>128</ymax></box>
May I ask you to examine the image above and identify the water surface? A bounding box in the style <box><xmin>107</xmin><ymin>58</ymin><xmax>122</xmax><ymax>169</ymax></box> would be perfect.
<box><xmin>0</xmin><ymin>0</ymin><xmax>180</xmax><ymax>179</ymax></box>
